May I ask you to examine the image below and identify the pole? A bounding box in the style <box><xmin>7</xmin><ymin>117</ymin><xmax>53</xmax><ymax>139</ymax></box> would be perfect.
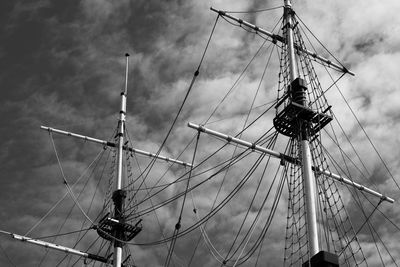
<box><xmin>209</xmin><ymin>7</ymin><xmax>354</xmax><ymax>76</ymax></box>
<box><xmin>187</xmin><ymin>123</ymin><xmax>394</xmax><ymax>203</ymax></box>
<box><xmin>284</xmin><ymin>0</ymin><xmax>320</xmax><ymax>257</ymax></box>
<box><xmin>284</xmin><ymin>0</ymin><xmax>297</xmax><ymax>82</ymax></box>
<box><xmin>9</xmin><ymin>233</ymin><xmax>109</xmax><ymax>264</ymax></box>
<box><xmin>113</xmin><ymin>53</ymin><xmax>130</xmax><ymax>267</ymax></box>
<box><xmin>116</xmin><ymin>54</ymin><xmax>129</xmax><ymax>190</ymax></box>
<box><xmin>39</xmin><ymin>126</ymin><xmax>192</xmax><ymax>167</ymax></box>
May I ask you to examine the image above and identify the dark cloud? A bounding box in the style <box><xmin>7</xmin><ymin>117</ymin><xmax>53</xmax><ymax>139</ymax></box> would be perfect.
<box><xmin>353</xmin><ymin>34</ymin><xmax>385</xmax><ymax>55</ymax></box>
<box><xmin>1</xmin><ymin>0</ymin><xmax>400</xmax><ymax>266</ymax></box>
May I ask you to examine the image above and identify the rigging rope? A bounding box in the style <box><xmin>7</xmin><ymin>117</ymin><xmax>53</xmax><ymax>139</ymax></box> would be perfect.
<box><xmin>223</xmin><ymin>135</ymin><xmax>278</xmax><ymax>264</ymax></box>
<box><xmin>165</xmin><ymin>132</ymin><xmax>200</xmax><ymax>267</ymax></box>
<box><xmin>187</xmin><ymin>34</ymin><xmax>278</xmax><ymax>265</ymax></box>
<box><xmin>31</xmin><ymin>228</ymin><xmax>93</xmax><ymax>240</ymax></box>
<box><xmin>38</xmin><ymin>145</ymin><xmax>107</xmax><ymax>266</ymax></box>
<box><xmin>294</xmin><ymin>13</ymin><xmax>349</xmax><ymax>74</ymax></box>
<box><xmin>62</xmin><ymin>148</ymin><xmax>112</xmax><ymax>266</ymax></box>
<box><xmin>130</xmin><ymin>14</ymin><xmax>220</xmax><ymax>201</ymax></box>
<box><xmin>49</xmin><ymin>134</ymin><xmax>96</xmax><ymax>225</ymax></box>
<box><xmin>231</xmin><ymin>161</ymin><xmax>276</xmax><ymax>266</ymax></box>
<box><xmin>326</xmin><ymin>68</ymin><xmax>400</xmax><ymax>192</ymax></box>
<box><xmin>318</xmin><ymin>140</ymin><xmax>397</xmax><ymax>266</ymax></box>
<box><xmin>223</xmin><ymin>6</ymin><xmax>284</xmax><ymax>14</ymax></box>
<box><xmin>323</xmin><ymin>126</ymin><xmax>378</xmax><ymax>191</ymax></box>
<box><xmin>130</xmin><ymin>150</ymin><xmax>183</xmax><ymax>267</ymax></box>
<box><xmin>0</xmin><ymin>241</ymin><xmax>16</xmax><ymax>267</ymax></box>
<box><xmin>188</xmin><ymin>134</ymin><xmax>285</xmax><ymax>266</ymax></box>
<box><xmin>338</xmin><ymin>199</ymin><xmax>382</xmax><ymax>254</ymax></box>
<box><xmin>317</xmin><ymin>141</ymin><xmax>370</xmax><ymax>266</ymax></box>
<box><xmin>30</xmin><ymin>6</ymin><xmax>400</xmax><ymax>267</ymax></box>
<box><xmin>24</xmin><ymin>140</ymin><xmax>105</xmax><ymax>237</ymax></box>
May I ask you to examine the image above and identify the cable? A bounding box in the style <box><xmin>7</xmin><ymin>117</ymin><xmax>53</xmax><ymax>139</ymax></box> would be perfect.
<box><xmin>24</xmin><ymin>144</ymin><xmax>105</xmax><ymax>237</ymax></box>
<box><xmin>32</xmin><ymin>228</ymin><xmax>93</xmax><ymax>240</ymax></box>
<box><xmin>223</xmin><ymin>6</ymin><xmax>284</xmax><ymax>14</ymax></box>
<box><xmin>132</xmin><ymin>14</ymin><xmax>220</xmax><ymax>199</ymax></box>
<box><xmin>294</xmin><ymin>13</ymin><xmax>349</xmax><ymax>74</ymax></box>
<box><xmin>49</xmin><ymin>134</ymin><xmax>96</xmax><ymax>225</ymax></box>
<box><xmin>325</xmin><ymin>67</ymin><xmax>400</xmax><ymax>192</ymax></box>
<box><xmin>189</xmin><ymin>38</ymin><xmax>278</xmax><ymax>265</ymax></box>
<box><xmin>0</xmin><ymin>240</ymin><xmax>16</xmax><ymax>267</ymax></box>
<box><xmin>165</xmin><ymin>133</ymin><xmax>200</xmax><ymax>267</ymax></box>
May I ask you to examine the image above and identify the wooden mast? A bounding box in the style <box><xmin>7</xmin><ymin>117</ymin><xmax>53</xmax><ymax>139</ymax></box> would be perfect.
<box><xmin>283</xmin><ymin>0</ymin><xmax>320</xmax><ymax>257</ymax></box>
<box><xmin>112</xmin><ymin>53</ymin><xmax>130</xmax><ymax>267</ymax></box>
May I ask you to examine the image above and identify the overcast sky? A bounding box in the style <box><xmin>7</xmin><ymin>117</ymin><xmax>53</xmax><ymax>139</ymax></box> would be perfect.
<box><xmin>1</xmin><ymin>0</ymin><xmax>400</xmax><ymax>266</ymax></box>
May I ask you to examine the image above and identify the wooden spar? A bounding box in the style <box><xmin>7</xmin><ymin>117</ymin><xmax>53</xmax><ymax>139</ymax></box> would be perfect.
<box><xmin>3</xmin><ymin>232</ymin><xmax>109</xmax><ymax>264</ymax></box>
<box><xmin>40</xmin><ymin>126</ymin><xmax>192</xmax><ymax>168</ymax></box>
<box><xmin>209</xmin><ymin>7</ymin><xmax>355</xmax><ymax>76</ymax></box>
<box><xmin>313</xmin><ymin>168</ymin><xmax>395</xmax><ymax>203</ymax></box>
<box><xmin>187</xmin><ymin>122</ymin><xmax>395</xmax><ymax>204</ymax></box>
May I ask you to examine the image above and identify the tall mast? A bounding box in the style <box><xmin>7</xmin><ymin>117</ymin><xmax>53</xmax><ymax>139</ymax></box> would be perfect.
<box><xmin>2</xmin><ymin>52</ymin><xmax>194</xmax><ymax>266</ymax></box>
<box><xmin>283</xmin><ymin>0</ymin><xmax>320</xmax><ymax>257</ymax></box>
<box><xmin>284</xmin><ymin>0</ymin><xmax>297</xmax><ymax>82</ymax></box>
<box><xmin>113</xmin><ymin>53</ymin><xmax>130</xmax><ymax>267</ymax></box>
<box><xmin>33</xmin><ymin>53</ymin><xmax>190</xmax><ymax>265</ymax></box>
<box><xmin>190</xmin><ymin>3</ymin><xmax>395</xmax><ymax>266</ymax></box>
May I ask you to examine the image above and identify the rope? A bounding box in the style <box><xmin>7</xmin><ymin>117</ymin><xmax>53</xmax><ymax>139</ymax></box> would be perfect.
<box><xmin>0</xmin><ymin>236</ymin><xmax>16</xmax><ymax>267</ymax></box>
<box><xmin>222</xmin><ymin>135</ymin><xmax>278</xmax><ymax>264</ymax></box>
<box><xmin>127</xmin><ymin>120</ymin><xmax>277</xmax><ymax>220</ymax></box>
<box><xmin>188</xmin><ymin>37</ymin><xmax>277</xmax><ymax>265</ymax></box>
<box><xmin>294</xmin><ymin>13</ymin><xmax>350</xmax><ymax>74</ymax></box>
<box><xmin>130</xmin><ymin>151</ymin><xmax>182</xmax><ymax>267</ymax></box>
<box><xmin>39</xmin><ymin>146</ymin><xmax>107</xmax><ymax>266</ymax></box>
<box><xmin>231</xmin><ymin>159</ymin><xmax>277</xmax><ymax>266</ymax></box>
<box><xmin>326</xmin><ymin>67</ymin><xmax>400</xmax><ymax>192</ymax></box>
<box><xmin>202</xmin><ymin>37</ymin><xmax>268</xmax><ymax>124</ymax></box>
<box><xmin>223</xmin><ymin>6</ymin><xmax>284</xmax><ymax>14</ymax></box>
<box><xmin>49</xmin><ymin>134</ymin><xmax>96</xmax><ymax>225</ymax></box>
<box><xmin>317</xmin><ymin>142</ymin><xmax>373</xmax><ymax>265</ymax></box>
<box><xmin>125</xmin><ymin>141</ymin><xmax>236</xmax><ymax>218</ymax></box>
<box><xmin>165</xmin><ymin>132</ymin><xmax>200</xmax><ymax>267</ymax></box>
<box><xmin>131</xmin><ymin>14</ymin><xmax>220</xmax><ymax>200</ymax></box>
<box><xmin>188</xmin><ymin>134</ymin><xmax>283</xmax><ymax>266</ymax></box>
<box><xmin>204</xmin><ymin>13</ymin><xmax>282</xmax><ymax>126</ymax></box>
<box><xmin>43</xmin><ymin>134</ymin><xmax>126</xmax><ymax>262</ymax></box>
<box><xmin>232</xmin><ymin>161</ymin><xmax>287</xmax><ymax>266</ymax></box>
<box><xmin>133</xmin><ymin>149</ymin><xmax>257</xmax><ymax>246</ymax></box>
<box><xmin>55</xmin><ymin>148</ymin><xmax>110</xmax><ymax>267</ymax></box>
<box><xmin>24</xmin><ymin>143</ymin><xmax>105</xmax><ymax>237</ymax></box>
<box><xmin>32</xmin><ymin>228</ymin><xmax>93</xmax><ymax>240</ymax></box>
<box><xmin>338</xmin><ymin>200</ymin><xmax>382</xmax><ymax>257</ymax></box>
<box><xmin>323</xmin><ymin>126</ymin><xmax>378</xmax><ymax>191</ymax></box>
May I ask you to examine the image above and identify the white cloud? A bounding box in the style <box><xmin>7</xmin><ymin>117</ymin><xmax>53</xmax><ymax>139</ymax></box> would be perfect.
<box><xmin>2</xmin><ymin>0</ymin><xmax>400</xmax><ymax>266</ymax></box>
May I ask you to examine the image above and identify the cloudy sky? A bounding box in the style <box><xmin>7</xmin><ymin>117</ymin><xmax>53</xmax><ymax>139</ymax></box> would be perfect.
<box><xmin>1</xmin><ymin>0</ymin><xmax>400</xmax><ymax>266</ymax></box>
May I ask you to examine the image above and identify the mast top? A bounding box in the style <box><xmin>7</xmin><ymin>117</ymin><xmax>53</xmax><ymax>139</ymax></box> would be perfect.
<box><xmin>123</xmin><ymin>53</ymin><xmax>129</xmax><ymax>96</ymax></box>
<box><xmin>284</xmin><ymin>0</ymin><xmax>291</xmax><ymax>7</ymax></box>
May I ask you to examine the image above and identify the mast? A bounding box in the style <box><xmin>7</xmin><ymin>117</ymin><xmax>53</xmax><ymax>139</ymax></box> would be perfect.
<box><xmin>200</xmin><ymin>3</ymin><xmax>396</xmax><ymax>266</ymax></box>
<box><xmin>284</xmin><ymin>0</ymin><xmax>297</xmax><ymax>82</ymax></box>
<box><xmin>2</xmin><ymin>53</ymin><xmax>193</xmax><ymax>265</ymax></box>
<box><xmin>283</xmin><ymin>0</ymin><xmax>320</xmax><ymax>257</ymax></box>
<box><xmin>113</xmin><ymin>53</ymin><xmax>130</xmax><ymax>267</ymax></box>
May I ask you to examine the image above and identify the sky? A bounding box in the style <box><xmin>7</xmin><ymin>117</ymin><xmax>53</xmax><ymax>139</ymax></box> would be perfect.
<box><xmin>1</xmin><ymin>0</ymin><xmax>400</xmax><ymax>266</ymax></box>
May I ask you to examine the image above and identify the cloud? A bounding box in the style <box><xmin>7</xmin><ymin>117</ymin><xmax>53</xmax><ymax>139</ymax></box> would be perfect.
<box><xmin>1</xmin><ymin>0</ymin><xmax>400</xmax><ymax>266</ymax></box>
